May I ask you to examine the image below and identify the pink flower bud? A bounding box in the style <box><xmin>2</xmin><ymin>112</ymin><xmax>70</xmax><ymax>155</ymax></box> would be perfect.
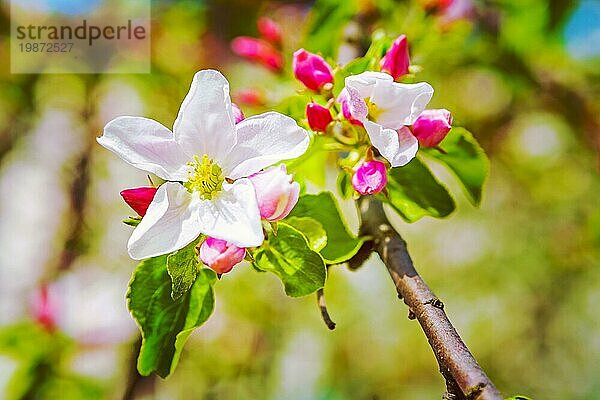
<box><xmin>260</xmin><ymin>51</ymin><xmax>284</xmax><ymax>72</ymax></box>
<box><xmin>231</xmin><ymin>36</ymin><xmax>261</xmax><ymax>58</ymax></box>
<box><xmin>411</xmin><ymin>109</ymin><xmax>453</xmax><ymax>147</ymax></box>
<box><xmin>257</xmin><ymin>17</ymin><xmax>282</xmax><ymax>44</ymax></box>
<box><xmin>120</xmin><ymin>186</ymin><xmax>158</xmax><ymax>217</ymax></box>
<box><xmin>423</xmin><ymin>0</ymin><xmax>453</xmax><ymax>11</ymax></box>
<box><xmin>235</xmin><ymin>89</ymin><xmax>264</xmax><ymax>106</ymax></box>
<box><xmin>231</xmin><ymin>37</ymin><xmax>283</xmax><ymax>71</ymax></box>
<box><xmin>200</xmin><ymin>237</ymin><xmax>246</xmax><ymax>274</ymax></box>
<box><xmin>249</xmin><ymin>165</ymin><xmax>300</xmax><ymax>222</ymax></box>
<box><xmin>439</xmin><ymin>0</ymin><xmax>475</xmax><ymax>24</ymax></box>
<box><xmin>380</xmin><ymin>34</ymin><xmax>410</xmax><ymax>80</ymax></box>
<box><xmin>292</xmin><ymin>49</ymin><xmax>334</xmax><ymax>91</ymax></box>
<box><xmin>232</xmin><ymin>103</ymin><xmax>245</xmax><ymax>124</ymax></box>
<box><xmin>352</xmin><ymin>160</ymin><xmax>388</xmax><ymax>195</ymax></box>
<box><xmin>32</xmin><ymin>284</ymin><xmax>56</xmax><ymax>331</ymax></box>
<box><xmin>306</xmin><ymin>102</ymin><xmax>333</xmax><ymax>132</ymax></box>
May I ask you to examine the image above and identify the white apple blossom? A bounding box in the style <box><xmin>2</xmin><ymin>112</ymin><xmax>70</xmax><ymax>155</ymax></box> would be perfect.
<box><xmin>343</xmin><ymin>71</ymin><xmax>434</xmax><ymax>167</ymax></box>
<box><xmin>98</xmin><ymin>70</ymin><xmax>309</xmax><ymax>260</ymax></box>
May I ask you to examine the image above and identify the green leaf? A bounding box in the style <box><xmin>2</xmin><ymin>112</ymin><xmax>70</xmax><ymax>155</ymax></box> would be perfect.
<box><xmin>274</xmin><ymin>94</ymin><xmax>312</xmax><ymax>123</ymax></box>
<box><xmin>123</xmin><ymin>216</ymin><xmax>141</xmax><ymax>227</ymax></box>
<box><xmin>287</xmin><ymin>135</ymin><xmax>329</xmax><ymax>187</ymax></box>
<box><xmin>0</xmin><ymin>324</ymin><xmax>103</xmax><ymax>400</ymax></box>
<box><xmin>364</xmin><ymin>29</ymin><xmax>392</xmax><ymax>68</ymax></box>
<box><xmin>337</xmin><ymin>170</ymin><xmax>354</xmax><ymax>199</ymax></box>
<box><xmin>288</xmin><ymin>192</ymin><xmax>363</xmax><ymax>264</ymax></box>
<box><xmin>253</xmin><ymin>223</ymin><xmax>326</xmax><ymax>297</ymax></box>
<box><xmin>0</xmin><ymin>323</ymin><xmax>58</xmax><ymax>358</ymax></box>
<box><xmin>36</xmin><ymin>375</ymin><xmax>105</xmax><ymax>400</ymax></box>
<box><xmin>285</xmin><ymin>216</ymin><xmax>328</xmax><ymax>252</ymax></box>
<box><xmin>127</xmin><ymin>257</ymin><xmax>217</xmax><ymax>378</ymax></box>
<box><xmin>166</xmin><ymin>240</ymin><xmax>200</xmax><ymax>300</ymax></box>
<box><xmin>423</xmin><ymin>127</ymin><xmax>489</xmax><ymax>206</ymax></box>
<box><xmin>0</xmin><ymin>323</ymin><xmax>67</xmax><ymax>400</ymax></box>
<box><xmin>343</xmin><ymin>56</ymin><xmax>372</xmax><ymax>74</ymax></box>
<box><xmin>382</xmin><ymin>158</ymin><xmax>456</xmax><ymax>222</ymax></box>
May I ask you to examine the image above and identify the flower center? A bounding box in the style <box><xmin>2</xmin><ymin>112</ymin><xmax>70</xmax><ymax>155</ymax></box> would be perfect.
<box><xmin>365</xmin><ymin>97</ymin><xmax>382</xmax><ymax>121</ymax></box>
<box><xmin>184</xmin><ymin>154</ymin><xmax>224</xmax><ymax>199</ymax></box>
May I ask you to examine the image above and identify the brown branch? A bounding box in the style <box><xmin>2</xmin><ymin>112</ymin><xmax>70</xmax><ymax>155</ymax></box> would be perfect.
<box><xmin>356</xmin><ymin>196</ymin><xmax>502</xmax><ymax>400</ymax></box>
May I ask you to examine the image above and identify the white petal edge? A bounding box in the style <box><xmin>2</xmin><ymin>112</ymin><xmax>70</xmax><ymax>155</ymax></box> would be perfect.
<box><xmin>98</xmin><ymin>116</ymin><xmax>190</xmax><ymax>181</ymax></box>
<box><xmin>345</xmin><ymin>71</ymin><xmax>393</xmax><ymax>99</ymax></box>
<box><xmin>127</xmin><ymin>182</ymin><xmax>202</xmax><ymax>260</ymax></box>
<box><xmin>364</xmin><ymin>122</ymin><xmax>419</xmax><ymax>168</ymax></box>
<box><xmin>173</xmin><ymin>69</ymin><xmax>237</xmax><ymax>164</ymax></box>
<box><xmin>196</xmin><ymin>179</ymin><xmax>263</xmax><ymax>247</ymax></box>
<box><xmin>370</xmin><ymin>81</ymin><xmax>434</xmax><ymax>129</ymax></box>
<box><xmin>225</xmin><ymin>112</ymin><xmax>310</xmax><ymax>179</ymax></box>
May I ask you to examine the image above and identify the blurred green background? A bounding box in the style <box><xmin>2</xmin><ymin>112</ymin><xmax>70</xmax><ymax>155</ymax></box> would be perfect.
<box><xmin>0</xmin><ymin>0</ymin><xmax>599</xmax><ymax>399</ymax></box>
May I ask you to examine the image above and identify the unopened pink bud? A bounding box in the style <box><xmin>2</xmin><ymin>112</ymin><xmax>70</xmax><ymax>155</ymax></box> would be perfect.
<box><xmin>380</xmin><ymin>34</ymin><xmax>410</xmax><ymax>80</ymax></box>
<box><xmin>235</xmin><ymin>89</ymin><xmax>264</xmax><ymax>106</ymax></box>
<box><xmin>232</xmin><ymin>103</ymin><xmax>245</xmax><ymax>124</ymax></box>
<box><xmin>231</xmin><ymin>37</ymin><xmax>261</xmax><ymax>58</ymax></box>
<box><xmin>249</xmin><ymin>165</ymin><xmax>300</xmax><ymax>222</ymax></box>
<box><xmin>261</xmin><ymin>51</ymin><xmax>284</xmax><ymax>72</ymax></box>
<box><xmin>352</xmin><ymin>160</ymin><xmax>388</xmax><ymax>195</ymax></box>
<box><xmin>439</xmin><ymin>0</ymin><xmax>475</xmax><ymax>24</ymax></box>
<box><xmin>292</xmin><ymin>49</ymin><xmax>334</xmax><ymax>91</ymax></box>
<box><xmin>424</xmin><ymin>0</ymin><xmax>453</xmax><ymax>11</ymax></box>
<box><xmin>231</xmin><ymin>36</ymin><xmax>283</xmax><ymax>71</ymax></box>
<box><xmin>120</xmin><ymin>186</ymin><xmax>158</xmax><ymax>217</ymax></box>
<box><xmin>306</xmin><ymin>103</ymin><xmax>333</xmax><ymax>132</ymax></box>
<box><xmin>411</xmin><ymin>109</ymin><xmax>453</xmax><ymax>147</ymax></box>
<box><xmin>200</xmin><ymin>237</ymin><xmax>246</xmax><ymax>274</ymax></box>
<box><xmin>257</xmin><ymin>17</ymin><xmax>282</xmax><ymax>44</ymax></box>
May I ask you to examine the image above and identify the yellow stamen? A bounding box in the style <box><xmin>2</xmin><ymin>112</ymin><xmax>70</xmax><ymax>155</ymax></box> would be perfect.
<box><xmin>184</xmin><ymin>155</ymin><xmax>224</xmax><ymax>199</ymax></box>
<box><xmin>365</xmin><ymin>97</ymin><xmax>382</xmax><ymax>121</ymax></box>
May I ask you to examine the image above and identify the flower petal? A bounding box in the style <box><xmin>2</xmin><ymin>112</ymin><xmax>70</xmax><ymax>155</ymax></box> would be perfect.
<box><xmin>364</xmin><ymin>122</ymin><xmax>418</xmax><ymax>167</ymax></box>
<box><xmin>127</xmin><ymin>182</ymin><xmax>202</xmax><ymax>260</ymax></box>
<box><xmin>345</xmin><ymin>85</ymin><xmax>368</xmax><ymax>122</ymax></box>
<box><xmin>173</xmin><ymin>70</ymin><xmax>236</xmax><ymax>163</ymax></box>
<box><xmin>345</xmin><ymin>71</ymin><xmax>393</xmax><ymax>98</ymax></box>
<box><xmin>225</xmin><ymin>112</ymin><xmax>310</xmax><ymax>179</ymax></box>
<box><xmin>98</xmin><ymin>117</ymin><xmax>189</xmax><ymax>181</ymax></box>
<box><xmin>196</xmin><ymin>179</ymin><xmax>263</xmax><ymax>247</ymax></box>
<box><xmin>370</xmin><ymin>81</ymin><xmax>434</xmax><ymax>128</ymax></box>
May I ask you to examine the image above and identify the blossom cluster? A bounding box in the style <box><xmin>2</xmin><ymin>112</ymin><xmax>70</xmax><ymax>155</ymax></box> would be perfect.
<box><xmin>99</xmin><ymin>28</ymin><xmax>454</xmax><ymax>275</ymax></box>
<box><xmin>295</xmin><ymin>35</ymin><xmax>453</xmax><ymax>195</ymax></box>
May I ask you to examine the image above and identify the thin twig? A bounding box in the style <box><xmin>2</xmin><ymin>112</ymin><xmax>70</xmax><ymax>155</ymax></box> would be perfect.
<box><xmin>122</xmin><ymin>337</ymin><xmax>142</xmax><ymax>400</ymax></box>
<box><xmin>316</xmin><ymin>288</ymin><xmax>336</xmax><ymax>330</ymax></box>
<box><xmin>355</xmin><ymin>196</ymin><xmax>502</xmax><ymax>400</ymax></box>
<box><xmin>122</xmin><ymin>336</ymin><xmax>155</xmax><ymax>400</ymax></box>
